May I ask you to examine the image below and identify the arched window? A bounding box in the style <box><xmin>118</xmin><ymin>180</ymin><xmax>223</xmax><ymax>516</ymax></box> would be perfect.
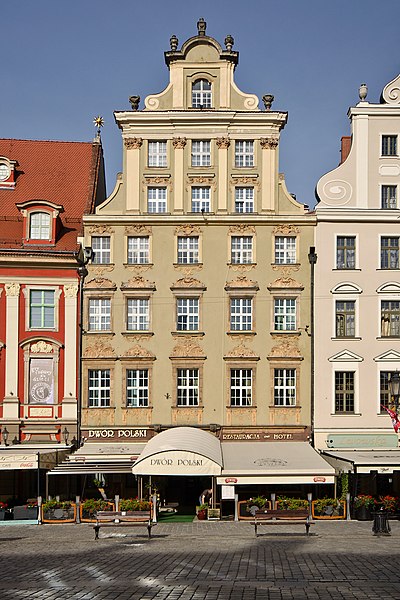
<box><xmin>29</xmin><ymin>212</ymin><xmax>51</xmax><ymax>240</ymax></box>
<box><xmin>192</xmin><ymin>79</ymin><xmax>212</xmax><ymax>108</ymax></box>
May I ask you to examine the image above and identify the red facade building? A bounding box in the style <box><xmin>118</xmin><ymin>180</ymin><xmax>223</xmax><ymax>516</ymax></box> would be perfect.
<box><xmin>0</xmin><ymin>138</ymin><xmax>105</xmax><ymax>501</ymax></box>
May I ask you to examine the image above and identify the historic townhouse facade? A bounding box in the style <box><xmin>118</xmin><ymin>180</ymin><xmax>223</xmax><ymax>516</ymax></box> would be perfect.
<box><xmin>0</xmin><ymin>138</ymin><xmax>105</xmax><ymax>501</ymax></box>
<box><xmin>315</xmin><ymin>74</ymin><xmax>400</xmax><ymax>496</ymax></box>
<box><xmin>70</xmin><ymin>21</ymin><xmax>333</xmax><ymax>505</ymax></box>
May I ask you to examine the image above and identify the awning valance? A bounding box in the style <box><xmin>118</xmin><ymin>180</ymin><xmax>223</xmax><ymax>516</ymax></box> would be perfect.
<box><xmin>132</xmin><ymin>427</ymin><xmax>222</xmax><ymax>476</ymax></box>
<box><xmin>322</xmin><ymin>450</ymin><xmax>400</xmax><ymax>474</ymax></box>
<box><xmin>0</xmin><ymin>447</ymin><xmax>69</xmax><ymax>471</ymax></box>
<box><xmin>48</xmin><ymin>443</ymin><xmax>146</xmax><ymax>475</ymax></box>
<box><xmin>217</xmin><ymin>442</ymin><xmax>335</xmax><ymax>485</ymax></box>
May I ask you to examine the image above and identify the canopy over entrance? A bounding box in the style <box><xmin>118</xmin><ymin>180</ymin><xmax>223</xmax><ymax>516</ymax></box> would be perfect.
<box><xmin>132</xmin><ymin>427</ymin><xmax>223</xmax><ymax>476</ymax></box>
<box><xmin>322</xmin><ymin>449</ymin><xmax>400</xmax><ymax>474</ymax></box>
<box><xmin>217</xmin><ymin>442</ymin><xmax>335</xmax><ymax>485</ymax></box>
<box><xmin>0</xmin><ymin>446</ymin><xmax>70</xmax><ymax>471</ymax></box>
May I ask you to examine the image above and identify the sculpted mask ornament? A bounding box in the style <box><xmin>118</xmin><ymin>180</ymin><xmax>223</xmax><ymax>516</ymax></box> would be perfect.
<box><xmin>5</xmin><ymin>283</ymin><xmax>20</xmax><ymax>296</ymax></box>
<box><xmin>172</xmin><ymin>137</ymin><xmax>187</xmax><ymax>149</ymax></box>
<box><xmin>216</xmin><ymin>137</ymin><xmax>230</xmax><ymax>149</ymax></box>
<box><xmin>124</xmin><ymin>138</ymin><xmax>143</xmax><ymax>149</ymax></box>
<box><xmin>260</xmin><ymin>137</ymin><xmax>279</xmax><ymax>149</ymax></box>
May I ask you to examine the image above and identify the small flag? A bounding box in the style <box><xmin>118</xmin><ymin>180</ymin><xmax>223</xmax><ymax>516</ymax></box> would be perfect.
<box><xmin>381</xmin><ymin>405</ymin><xmax>400</xmax><ymax>433</ymax></box>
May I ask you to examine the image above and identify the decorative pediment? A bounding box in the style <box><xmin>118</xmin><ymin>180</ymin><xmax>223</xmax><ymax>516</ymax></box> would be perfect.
<box><xmin>224</xmin><ymin>342</ymin><xmax>259</xmax><ymax>360</ymax></box>
<box><xmin>228</xmin><ymin>224</ymin><xmax>256</xmax><ymax>234</ymax></box>
<box><xmin>125</xmin><ymin>225</ymin><xmax>152</xmax><ymax>235</ymax></box>
<box><xmin>170</xmin><ymin>337</ymin><xmax>206</xmax><ymax>359</ymax></box>
<box><xmin>175</xmin><ymin>224</ymin><xmax>202</xmax><ymax>236</ymax></box>
<box><xmin>328</xmin><ymin>350</ymin><xmax>363</xmax><ymax>362</ymax></box>
<box><xmin>374</xmin><ymin>350</ymin><xmax>400</xmax><ymax>363</ymax></box>
<box><xmin>331</xmin><ymin>282</ymin><xmax>362</xmax><ymax>294</ymax></box>
<box><xmin>30</xmin><ymin>341</ymin><xmax>54</xmax><ymax>354</ymax></box>
<box><xmin>267</xmin><ymin>278</ymin><xmax>303</xmax><ymax>291</ymax></box>
<box><xmin>85</xmin><ymin>278</ymin><xmax>117</xmax><ymax>290</ymax></box>
<box><xmin>272</xmin><ymin>224</ymin><xmax>300</xmax><ymax>235</ymax></box>
<box><xmin>225</xmin><ymin>276</ymin><xmax>259</xmax><ymax>291</ymax></box>
<box><xmin>122</xmin><ymin>345</ymin><xmax>155</xmax><ymax>359</ymax></box>
<box><xmin>121</xmin><ymin>276</ymin><xmax>156</xmax><ymax>290</ymax></box>
<box><xmin>88</xmin><ymin>224</ymin><xmax>114</xmax><ymax>234</ymax></box>
<box><xmin>382</xmin><ymin>73</ymin><xmax>400</xmax><ymax>105</ymax></box>
<box><xmin>83</xmin><ymin>339</ymin><xmax>116</xmax><ymax>359</ymax></box>
<box><xmin>268</xmin><ymin>339</ymin><xmax>302</xmax><ymax>359</ymax></box>
<box><xmin>377</xmin><ymin>282</ymin><xmax>400</xmax><ymax>294</ymax></box>
<box><xmin>171</xmin><ymin>277</ymin><xmax>206</xmax><ymax>290</ymax></box>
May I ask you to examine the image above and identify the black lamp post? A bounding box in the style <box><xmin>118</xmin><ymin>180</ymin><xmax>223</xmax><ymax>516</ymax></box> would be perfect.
<box><xmin>75</xmin><ymin>246</ymin><xmax>93</xmax><ymax>448</ymax></box>
<box><xmin>389</xmin><ymin>372</ymin><xmax>400</xmax><ymax>411</ymax></box>
<box><xmin>308</xmin><ymin>246</ymin><xmax>317</xmax><ymax>447</ymax></box>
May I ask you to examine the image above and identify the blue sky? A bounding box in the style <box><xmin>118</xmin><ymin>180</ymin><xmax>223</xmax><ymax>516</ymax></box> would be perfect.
<box><xmin>2</xmin><ymin>1</ymin><xmax>400</xmax><ymax>207</ymax></box>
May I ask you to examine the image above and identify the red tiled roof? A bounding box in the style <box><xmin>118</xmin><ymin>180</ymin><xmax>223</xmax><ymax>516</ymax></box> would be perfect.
<box><xmin>0</xmin><ymin>138</ymin><xmax>104</xmax><ymax>252</ymax></box>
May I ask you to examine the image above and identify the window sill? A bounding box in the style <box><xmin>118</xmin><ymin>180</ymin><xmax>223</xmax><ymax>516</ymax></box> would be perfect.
<box><xmin>269</xmin><ymin>405</ymin><xmax>298</xmax><ymax>409</ymax></box>
<box><xmin>227</xmin><ymin>405</ymin><xmax>256</xmax><ymax>409</ymax></box>
<box><xmin>91</xmin><ymin>263</ymin><xmax>114</xmax><ymax>267</ymax></box>
<box><xmin>376</xmin><ymin>268</ymin><xmax>400</xmax><ymax>271</ymax></box>
<box><xmin>331</xmin><ymin>337</ymin><xmax>362</xmax><ymax>340</ymax></box>
<box><xmin>124</xmin><ymin>263</ymin><xmax>153</xmax><ymax>268</ymax></box>
<box><xmin>331</xmin><ymin>412</ymin><xmax>361</xmax><ymax>416</ymax></box>
<box><xmin>86</xmin><ymin>406</ymin><xmax>116</xmax><ymax>410</ymax></box>
<box><xmin>174</xmin><ymin>263</ymin><xmax>203</xmax><ymax>268</ymax></box>
<box><xmin>332</xmin><ymin>268</ymin><xmax>361</xmax><ymax>272</ymax></box>
<box><xmin>270</xmin><ymin>331</ymin><xmax>301</xmax><ymax>336</ymax></box>
<box><xmin>175</xmin><ymin>404</ymin><xmax>202</xmax><ymax>409</ymax></box>
<box><xmin>85</xmin><ymin>331</ymin><xmax>115</xmax><ymax>336</ymax></box>
<box><xmin>122</xmin><ymin>331</ymin><xmax>154</xmax><ymax>337</ymax></box>
<box><xmin>228</xmin><ymin>263</ymin><xmax>257</xmax><ymax>267</ymax></box>
<box><xmin>172</xmin><ymin>331</ymin><xmax>205</xmax><ymax>337</ymax></box>
<box><xmin>272</xmin><ymin>263</ymin><xmax>300</xmax><ymax>267</ymax></box>
<box><xmin>377</xmin><ymin>336</ymin><xmax>400</xmax><ymax>340</ymax></box>
<box><xmin>227</xmin><ymin>331</ymin><xmax>256</xmax><ymax>336</ymax></box>
<box><xmin>125</xmin><ymin>405</ymin><xmax>151</xmax><ymax>409</ymax></box>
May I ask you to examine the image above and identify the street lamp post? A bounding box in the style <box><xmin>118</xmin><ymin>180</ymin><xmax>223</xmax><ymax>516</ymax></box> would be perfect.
<box><xmin>308</xmin><ymin>246</ymin><xmax>317</xmax><ymax>447</ymax></box>
<box><xmin>76</xmin><ymin>246</ymin><xmax>93</xmax><ymax>448</ymax></box>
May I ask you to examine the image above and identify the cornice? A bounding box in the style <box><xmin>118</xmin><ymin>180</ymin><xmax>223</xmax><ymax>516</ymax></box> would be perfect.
<box><xmin>83</xmin><ymin>214</ymin><xmax>316</xmax><ymax>226</ymax></box>
<box><xmin>316</xmin><ymin>208</ymin><xmax>400</xmax><ymax>223</ymax></box>
<box><xmin>115</xmin><ymin>111</ymin><xmax>288</xmax><ymax>130</ymax></box>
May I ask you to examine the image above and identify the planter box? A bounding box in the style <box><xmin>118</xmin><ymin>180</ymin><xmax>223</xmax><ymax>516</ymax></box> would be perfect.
<box><xmin>42</xmin><ymin>504</ymin><xmax>76</xmax><ymax>523</ymax></box>
<box><xmin>238</xmin><ymin>500</ymin><xmax>272</xmax><ymax>520</ymax></box>
<box><xmin>354</xmin><ymin>505</ymin><xmax>373</xmax><ymax>521</ymax></box>
<box><xmin>312</xmin><ymin>500</ymin><xmax>346</xmax><ymax>520</ymax></box>
<box><xmin>0</xmin><ymin>509</ymin><xmax>5</xmax><ymax>521</ymax></box>
<box><xmin>13</xmin><ymin>506</ymin><xmax>38</xmax><ymax>520</ymax></box>
<box><xmin>80</xmin><ymin>502</ymin><xmax>115</xmax><ymax>523</ymax></box>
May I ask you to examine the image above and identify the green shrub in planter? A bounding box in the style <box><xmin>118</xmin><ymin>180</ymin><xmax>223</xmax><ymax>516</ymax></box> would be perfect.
<box><xmin>276</xmin><ymin>496</ymin><xmax>309</xmax><ymax>510</ymax></box>
<box><xmin>81</xmin><ymin>499</ymin><xmax>113</xmax><ymax>515</ymax></box>
<box><xmin>246</xmin><ymin>495</ymin><xmax>268</xmax><ymax>509</ymax></box>
<box><xmin>119</xmin><ymin>498</ymin><xmax>151</xmax><ymax>511</ymax></box>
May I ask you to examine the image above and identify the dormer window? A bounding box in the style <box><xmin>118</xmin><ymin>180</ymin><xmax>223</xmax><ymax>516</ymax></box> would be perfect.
<box><xmin>0</xmin><ymin>164</ymin><xmax>10</xmax><ymax>181</ymax></box>
<box><xmin>29</xmin><ymin>212</ymin><xmax>51</xmax><ymax>240</ymax></box>
<box><xmin>0</xmin><ymin>157</ymin><xmax>16</xmax><ymax>189</ymax></box>
<box><xmin>192</xmin><ymin>79</ymin><xmax>212</xmax><ymax>108</ymax></box>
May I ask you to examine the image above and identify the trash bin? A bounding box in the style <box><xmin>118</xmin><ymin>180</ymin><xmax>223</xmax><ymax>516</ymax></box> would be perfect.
<box><xmin>371</xmin><ymin>511</ymin><xmax>391</xmax><ymax>535</ymax></box>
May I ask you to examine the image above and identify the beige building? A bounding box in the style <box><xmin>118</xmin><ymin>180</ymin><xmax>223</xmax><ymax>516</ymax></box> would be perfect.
<box><xmin>315</xmin><ymin>74</ymin><xmax>400</xmax><ymax>497</ymax></box>
<box><xmin>67</xmin><ymin>20</ymin><xmax>332</xmax><ymax>506</ymax></box>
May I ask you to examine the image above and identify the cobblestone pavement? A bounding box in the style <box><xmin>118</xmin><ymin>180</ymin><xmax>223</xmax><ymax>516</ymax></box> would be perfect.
<box><xmin>1</xmin><ymin>520</ymin><xmax>400</xmax><ymax>599</ymax></box>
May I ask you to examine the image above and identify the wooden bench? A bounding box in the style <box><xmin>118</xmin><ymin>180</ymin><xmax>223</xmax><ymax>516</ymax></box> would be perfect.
<box><xmin>253</xmin><ymin>508</ymin><xmax>314</xmax><ymax>536</ymax></box>
<box><xmin>93</xmin><ymin>510</ymin><xmax>155</xmax><ymax>540</ymax></box>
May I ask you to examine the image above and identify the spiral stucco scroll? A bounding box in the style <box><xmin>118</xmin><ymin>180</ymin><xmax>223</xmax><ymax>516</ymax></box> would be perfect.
<box><xmin>382</xmin><ymin>74</ymin><xmax>400</xmax><ymax>105</ymax></box>
<box><xmin>145</xmin><ymin>96</ymin><xmax>160</xmax><ymax>110</ymax></box>
<box><xmin>322</xmin><ymin>180</ymin><xmax>352</xmax><ymax>205</ymax></box>
<box><xmin>244</xmin><ymin>96</ymin><xmax>259</xmax><ymax>110</ymax></box>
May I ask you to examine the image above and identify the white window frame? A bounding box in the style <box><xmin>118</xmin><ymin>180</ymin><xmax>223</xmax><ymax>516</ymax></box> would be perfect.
<box><xmin>191</xmin><ymin>140</ymin><xmax>211</xmax><ymax>167</ymax></box>
<box><xmin>148</xmin><ymin>141</ymin><xmax>167</xmax><ymax>167</ymax></box>
<box><xmin>127</xmin><ymin>236</ymin><xmax>150</xmax><ymax>265</ymax></box>
<box><xmin>91</xmin><ymin>236</ymin><xmax>111</xmax><ymax>265</ymax></box>
<box><xmin>335</xmin><ymin>299</ymin><xmax>356</xmax><ymax>338</ymax></box>
<box><xmin>274</xmin><ymin>236</ymin><xmax>296</xmax><ymax>264</ymax></box>
<box><xmin>230</xmin><ymin>236</ymin><xmax>253</xmax><ymax>264</ymax></box>
<box><xmin>381</xmin><ymin>184</ymin><xmax>397</xmax><ymax>209</ymax></box>
<box><xmin>235</xmin><ymin>187</ymin><xmax>254</xmax><ymax>213</ymax></box>
<box><xmin>177</xmin><ymin>368</ymin><xmax>199</xmax><ymax>406</ymax></box>
<box><xmin>176</xmin><ymin>297</ymin><xmax>199</xmax><ymax>331</ymax></box>
<box><xmin>177</xmin><ymin>236</ymin><xmax>199</xmax><ymax>264</ymax></box>
<box><xmin>274</xmin><ymin>368</ymin><xmax>296</xmax><ymax>406</ymax></box>
<box><xmin>230</xmin><ymin>368</ymin><xmax>252</xmax><ymax>406</ymax></box>
<box><xmin>191</xmin><ymin>187</ymin><xmax>210</xmax><ymax>212</ymax></box>
<box><xmin>147</xmin><ymin>187</ymin><xmax>167</xmax><ymax>213</ymax></box>
<box><xmin>29</xmin><ymin>211</ymin><xmax>51</xmax><ymax>240</ymax></box>
<box><xmin>192</xmin><ymin>79</ymin><xmax>212</xmax><ymax>108</ymax></box>
<box><xmin>88</xmin><ymin>369</ymin><xmax>110</xmax><ymax>407</ymax></box>
<box><xmin>381</xmin><ymin>300</ymin><xmax>400</xmax><ymax>337</ymax></box>
<box><xmin>380</xmin><ymin>235</ymin><xmax>400</xmax><ymax>270</ymax></box>
<box><xmin>126</xmin><ymin>298</ymin><xmax>150</xmax><ymax>332</ymax></box>
<box><xmin>126</xmin><ymin>368</ymin><xmax>149</xmax><ymax>407</ymax></box>
<box><xmin>274</xmin><ymin>298</ymin><xmax>296</xmax><ymax>331</ymax></box>
<box><xmin>334</xmin><ymin>370</ymin><xmax>355</xmax><ymax>414</ymax></box>
<box><xmin>88</xmin><ymin>298</ymin><xmax>111</xmax><ymax>331</ymax></box>
<box><xmin>29</xmin><ymin>288</ymin><xmax>56</xmax><ymax>329</ymax></box>
<box><xmin>235</xmin><ymin>141</ymin><xmax>254</xmax><ymax>167</ymax></box>
<box><xmin>230</xmin><ymin>298</ymin><xmax>252</xmax><ymax>331</ymax></box>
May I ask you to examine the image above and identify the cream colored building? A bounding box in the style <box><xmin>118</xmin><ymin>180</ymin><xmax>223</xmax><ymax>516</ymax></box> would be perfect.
<box><xmin>74</xmin><ymin>20</ymin><xmax>327</xmax><ymax>504</ymax></box>
<box><xmin>315</xmin><ymin>74</ymin><xmax>400</xmax><ymax>496</ymax></box>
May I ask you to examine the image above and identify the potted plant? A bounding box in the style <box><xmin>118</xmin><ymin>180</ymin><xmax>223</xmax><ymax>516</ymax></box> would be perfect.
<box><xmin>276</xmin><ymin>496</ymin><xmax>309</xmax><ymax>510</ymax></box>
<box><xmin>238</xmin><ymin>496</ymin><xmax>272</xmax><ymax>520</ymax></box>
<box><xmin>0</xmin><ymin>502</ymin><xmax>7</xmax><ymax>521</ymax></box>
<box><xmin>41</xmin><ymin>499</ymin><xmax>76</xmax><ymax>523</ymax></box>
<box><xmin>378</xmin><ymin>495</ymin><xmax>398</xmax><ymax>516</ymax></box>
<box><xmin>80</xmin><ymin>498</ymin><xmax>115</xmax><ymax>522</ymax></box>
<box><xmin>312</xmin><ymin>498</ymin><xmax>346</xmax><ymax>519</ymax></box>
<box><xmin>13</xmin><ymin>500</ymin><xmax>38</xmax><ymax>520</ymax></box>
<box><xmin>196</xmin><ymin>503</ymin><xmax>208</xmax><ymax>520</ymax></box>
<box><xmin>353</xmin><ymin>495</ymin><xmax>377</xmax><ymax>521</ymax></box>
<box><xmin>119</xmin><ymin>498</ymin><xmax>151</xmax><ymax>511</ymax></box>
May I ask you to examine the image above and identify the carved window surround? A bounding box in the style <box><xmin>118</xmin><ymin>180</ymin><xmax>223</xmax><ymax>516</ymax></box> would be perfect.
<box><xmin>82</xmin><ymin>361</ymin><xmax>116</xmax><ymax>411</ymax></box>
<box><xmin>120</xmin><ymin>358</ymin><xmax>155</xmax><ymax>409</ymax></box>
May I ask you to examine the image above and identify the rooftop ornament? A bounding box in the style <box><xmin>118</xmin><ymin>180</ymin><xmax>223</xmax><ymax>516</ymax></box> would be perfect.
<box><xmin>359</xmin><ymin>83</ymin><xmax>368</xmax><ymax>102</ymax></box>
<box><xmin>197</xmin><ymin>17</ymin><xmax>206</xmax><ymax>36</ymax></box>
<box><xmin>262</xmin><ymin>94</ymin><xmax>274</xmax><ymax>110</ymax></box>
<box><xmin>93</xmin><ymin>115</ymin><xmax>104</xmax><ymax>142</ymax></box>
<box><xmin>129</xmin><ymin>95</ymin><xmax>140</xmax><ymax>111</ymax></box>
<box><xmin>170</xmin><ymin>34</ymin><xmax>178</xmax><ymax>51</ymax></box>
<box><xmin>224</xmin><ymin>35</ymin><xmax>234</xmax><ymax>51</ymax></box>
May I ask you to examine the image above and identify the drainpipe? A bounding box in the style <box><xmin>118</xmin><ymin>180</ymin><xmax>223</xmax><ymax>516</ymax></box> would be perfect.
<box><xmin>308</xmin><ymin>247</ymin><xmax>317</xmax><ymax>448</ymax></box>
